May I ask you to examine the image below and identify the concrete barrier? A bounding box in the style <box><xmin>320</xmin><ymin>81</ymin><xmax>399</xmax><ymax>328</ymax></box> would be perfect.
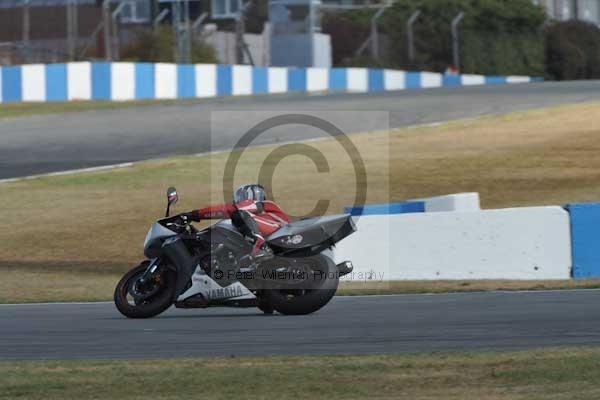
<box><xmin>344</xmin><ymin>192</ymin><xmax>480</xmax><ymax>216</ymax></box>
<box><xmin>415</xmin><ymin>192</ymin><xmax>481</xmax><ymax>213</ymax></box>
<box><xmin>335</xmin><ymin>206</ymin><xmax>572</xmax><ymax>280</ymax></box>
<box><xmin>0</xmin><ymin>62</ymin><xmax>542</xmax><ymax>103</ymax></box>
<box><xmin>566</xmin><ymin>203</ymin><xmax>600</xmax><ymax>278</ymax></box>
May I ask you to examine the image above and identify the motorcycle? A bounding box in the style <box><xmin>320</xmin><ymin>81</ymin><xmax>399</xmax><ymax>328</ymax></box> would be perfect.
<box><xmin>114</xmin><ymin>187</ymin><xmax>356</xmax><ymax>318</ymax></box>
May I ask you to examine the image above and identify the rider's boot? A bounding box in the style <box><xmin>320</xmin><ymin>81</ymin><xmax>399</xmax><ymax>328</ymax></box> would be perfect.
<box><xmin>238</xmin><ymin>235</ymin><xmax>273</xmax><ymax>272</ymax></box>
<box><xmin>251</xmin><ymin>234</ymin><xmax>273</xmax><ymax>262</ymax></box>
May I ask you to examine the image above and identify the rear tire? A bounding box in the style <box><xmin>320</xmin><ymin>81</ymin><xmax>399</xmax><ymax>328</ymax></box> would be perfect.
<box><xmin>257</xmin><ymin>298</ymin><xmax>275</xmax><ymax>314</ymax></box>
<box><xmin>114</xmin><ymin>261</ymin><xmax>176</xmax><ymax>319</ymax></box>
<box><xmin>264</xmin><ymin>255</ymin><xmax>339</xmax><ymax>315</ymax></box>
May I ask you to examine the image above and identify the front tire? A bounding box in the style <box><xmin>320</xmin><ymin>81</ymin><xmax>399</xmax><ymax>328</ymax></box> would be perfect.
<box><xmin>114</xmin><ymin>261</ymin><xmax>176</xmax><ymax>319</ymax></box>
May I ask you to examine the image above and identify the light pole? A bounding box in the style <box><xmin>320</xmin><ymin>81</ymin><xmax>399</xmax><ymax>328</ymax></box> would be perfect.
<box><xmin>451</xmin><ymin>11</ymin><xmax>464</xmax><ymax>70</ymax></box>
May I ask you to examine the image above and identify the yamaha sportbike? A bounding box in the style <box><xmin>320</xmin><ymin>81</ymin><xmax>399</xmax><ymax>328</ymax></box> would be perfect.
<box><xmin>114</xmin><ymin>187</ymin><xmax>355</xmax><ymax>318</ymax></box>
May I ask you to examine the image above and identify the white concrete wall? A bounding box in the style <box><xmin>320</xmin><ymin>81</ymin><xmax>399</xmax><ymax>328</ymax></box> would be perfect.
<box><xmin>335</xmin><ymin>206</ymin><xmax>572</xmax><ymax>280</ymax></box>
<box><xmin>67</xmin><ymin>62</ymin><xmax>91</xmax><ymax>100</ymax></box>
<box><xmin>346</xmin><ymin>68</ymin><xmax>368</xmax><ymax>92</ymax></box>
<box><xmin>306</xmin><ymin>67</ymin><xmax>329</xmax><ymax>92</ymax></box>
<box><xmin>111</xmin><ymin>62</ymin><xmax>135</xmax><ymax>101</ymax></box>
<box><xmin>461</xmin><ymin>74</ymin><xmax>485</xmax><ymax>86</ymax></box>
<box><xmin>195</xmin><ymin>64</ymin><xmax>217</xmax><ymax>98</ymax></box>
<box><xmin>154</xmin><ymin>63</ymin><xmax>177</xmax><ymax>99</ymax></box>
<box><xmin>232</xmin><ymin>65</ymin><xmax>253</xmax><ymax>95</ymax></box>
<box><xmin>384</xmin><ymin>69</ymin><xmax>406</xmax><ymax>90</ymax></box>
<box><xmin>268</xmin><ymin>67</ymin><xmax>287</xmax><ymax>93</ymax></box>
<box><xmin>417</xmin><ymin>192</ymin><xmax>481</xmax><ymax>212</ymax></box>
<box><xmin>420</xmin><ymin>71</ymin><xmax>442</xmax><ymax>88</ymax></box>
<box><xmin>21</xmin><ymin>64</ymin><xmax>46</xmax><ymax>101</ymax></box>
<box><xmin>507</xmin><ymin>76</ymin><xmax>532</xmax><ymax>84</ymax></box>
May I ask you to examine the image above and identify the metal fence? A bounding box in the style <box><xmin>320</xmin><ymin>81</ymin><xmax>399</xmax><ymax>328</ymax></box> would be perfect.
<box><xmin>0</xmin><ymin>0</ymin><xmax>211</xmax><ymax>65</ymax></box>
<box><xmin>0</xmin><ymin>0</ymin><xmax>95</xmax><ymax>64</ymax></box>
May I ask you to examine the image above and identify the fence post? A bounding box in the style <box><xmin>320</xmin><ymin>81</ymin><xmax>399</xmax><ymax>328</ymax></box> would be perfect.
<box><xmin>66</xmin><ymin>0</ymin><xmax>78</xmax><ymax>61</ymax></box>
<box><xmin>192</xmin><ymin>12</ymin><xmax>208</xmax><ymax>33</ymax></box>
<box><xmin>22</xmin><ymin>0</ymin><xmax>30</xmax><ymax>62</ymax></box>
<box><xmin>153</xmin><ymin>8</ymin><xmax>170</xmax><ymax>29</ymax></box>
<box><xmin>370</xmin><ymin>6</ymin><xmax>387</xmax><ymax>60</ymax></box>
<box><xmin>73</xmin><ymin>0</ymin><xmax>79</xmax><ymax>57</ymax></box>
<box><xmin>183</xmin><ymin>0</ymin><xmax>192</xmax><ymax>63</ymax></box>
<box><xmin>103</xmin><ymin>0</ymin><xmax>112</xmax><ymax>61</ymax></box>
<box><xmin>111</xmin><ymin>2</ymin><xmax>127</xmax><ymax>61</ymax></box>
<box><xmin>451</xmin><ymin>11</ymin><xmax>464</xmax><ymax>70</ymax></box>
<box><xmin>406</xmin><ymin>10</ymin><xmax>420</xmax><ymax>63</ymax></box>
<box><xmin>172</xmin><ymin>0</ymin><xmax>181</xmax><ymax>62</ymax></box>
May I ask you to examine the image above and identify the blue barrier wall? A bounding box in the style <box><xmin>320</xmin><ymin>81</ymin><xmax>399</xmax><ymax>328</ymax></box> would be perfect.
<box><xmin>566</xmin><ymin>203</ymin><xmax>600</xmax><ymax>278</ymax></box>
<box><xmin>0</xmin><ymin>62</ymin><xmax>543</xmax><ymax>103</ymax></box>
<box><xmin>345</xmin><ymin>201</ymin><xmax>425</xmax><ymax>216</ymax></box>
<box><xmin>135</xmin><ymin>63</ymin><xmax>154</xmax><ymax>99</ymax></box>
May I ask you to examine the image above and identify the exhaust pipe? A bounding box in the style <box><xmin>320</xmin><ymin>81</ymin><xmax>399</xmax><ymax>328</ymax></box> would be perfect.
<box><xmin>336</xmin><ymin>261</ymin><xmax>353</xmax><ymax>277</ymax></box>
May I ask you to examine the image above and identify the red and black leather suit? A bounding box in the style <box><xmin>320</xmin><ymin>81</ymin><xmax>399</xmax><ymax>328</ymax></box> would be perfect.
<box><xmin>188</xmin><ymin>199</ymin><xmax>290</xmax><ymax>255</ymax></box>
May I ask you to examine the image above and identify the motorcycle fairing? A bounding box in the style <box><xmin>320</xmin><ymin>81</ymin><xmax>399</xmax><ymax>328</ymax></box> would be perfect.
<box><xmin>267</xmin><ymin>214</ymin><xmax>356</xmax><ymax>252</ymax></box>
<box><xmin>177</xmin><ymin>265</ymin><xmax>256</xmax><ymax>302</ymax></box>
<box><xmin>205</xmin><ymin>220</ymin><xmax>251</xmax><ymax>252</ymax></box>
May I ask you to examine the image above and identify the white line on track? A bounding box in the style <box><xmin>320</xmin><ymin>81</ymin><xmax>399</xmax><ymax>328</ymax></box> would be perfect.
<box><xmin>0</xmin><ymin>163</ymin><xmax>134</xmax><ymax>184</ymax></box>
<box><xmin>2</xmin><ymin>288</ymin><xmax>599</xmax><ymax>307</ymax></box>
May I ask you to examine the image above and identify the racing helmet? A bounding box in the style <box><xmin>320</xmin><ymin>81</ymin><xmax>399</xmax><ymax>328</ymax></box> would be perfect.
<box><xmin>234</xmin><ymin>184</ymin><xmax>266</xmax><ymax>203</ymax></box>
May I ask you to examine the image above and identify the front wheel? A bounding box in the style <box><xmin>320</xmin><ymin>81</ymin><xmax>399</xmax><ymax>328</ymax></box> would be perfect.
<box><xmin>114</xmin><ymin>261</ymin><xmax>176</xmax><ymax>319</ymax></box>
<box><xmin>262</xmin><ymin>255</ymin><xmax>339</xmax><ymax>315</ymax></box>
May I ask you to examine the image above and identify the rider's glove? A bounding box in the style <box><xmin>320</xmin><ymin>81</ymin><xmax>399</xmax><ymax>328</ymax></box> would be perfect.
<box><xmin>181</xmin><ymin>210</ymin><xmax>202</xmax><ymax>222</ymax></box>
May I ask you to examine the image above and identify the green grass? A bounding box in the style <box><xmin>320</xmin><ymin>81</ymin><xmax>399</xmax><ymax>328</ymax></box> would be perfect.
<box><xmin>2</xmin><ymin>347</ymin><xmax>600</xmax><ymax>399</ymax></box>
<box><xmin>0</xmin><ymin>93</ymin><xmax>297</xmax><ymax>119</ymax></box>
<box><xmin>0</xmin><ymin>100</ymin><xmax>180</xmax><ymax>119</ymax></box>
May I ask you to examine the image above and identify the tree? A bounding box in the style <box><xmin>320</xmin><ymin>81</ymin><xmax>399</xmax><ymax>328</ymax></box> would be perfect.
<box><xmin>545</xmin><ymin>20</ymin><xmax>600</xmax><ymax>80</ymax></box>
<box><xmin>323</xmin><ymin>0</ymin><xmax>546</xmax><ymax>75</ymax></box>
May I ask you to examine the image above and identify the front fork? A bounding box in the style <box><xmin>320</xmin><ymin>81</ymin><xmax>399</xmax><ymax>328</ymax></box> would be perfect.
<box><xmin>137</xmin><ymin>258</ymin><xmax>160</xmax><ymax>291</ymax></box>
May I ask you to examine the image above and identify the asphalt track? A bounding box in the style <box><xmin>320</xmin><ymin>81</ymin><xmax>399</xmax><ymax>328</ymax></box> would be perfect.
<box><xmin>2</xmin><ymin>81</ymin><xmax>600</xmax><ymax>179</ymax></box>
<box><xmin>2</xmin><ymin>290</ymin><xmax>600</xmax><ymax>361</ymax></box>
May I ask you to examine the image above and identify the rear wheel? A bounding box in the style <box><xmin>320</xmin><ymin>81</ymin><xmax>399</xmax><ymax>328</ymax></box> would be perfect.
<box><xmin>263</xmin><ymin>255</ymin><xmax>339</xmax><ymax>315</ymax></box>
<box><xmin>114</xmin><ymin>261</ymin><xmax>176</xmax><ymax>319</ymax></box>
<box><xmin>257</xmin><ymin>300</ymin><xmax>275</xmax><ymax>314</ymax></box>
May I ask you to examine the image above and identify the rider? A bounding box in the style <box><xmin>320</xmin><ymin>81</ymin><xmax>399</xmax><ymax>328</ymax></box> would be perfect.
<box><xmin>185</xmin><ymin>184</ymin><xmax>290</xmax><ymax>260</ymax></box>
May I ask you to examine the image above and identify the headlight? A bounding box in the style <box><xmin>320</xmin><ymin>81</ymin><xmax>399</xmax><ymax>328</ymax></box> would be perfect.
<box><xmin>143</xmin><ymin>222</ymin><xmax>178</xmax><ymax>258</ymax></box>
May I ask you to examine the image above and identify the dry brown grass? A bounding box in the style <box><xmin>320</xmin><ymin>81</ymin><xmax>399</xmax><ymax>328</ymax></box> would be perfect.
<box><xmin>1</xmin><ymin>102</ymin><xmax>600</xmax><ymax>302</ymax></box>
<box><xmin>3</xmin><ymin>347</ymin><xmax>600</xmax><ymax>399</ymax></box>
<box><xmin>337</xmin><ymin>279</ymin><xmax>600</xmax><ymax>295</ymax></box>
<box><xmin>3</xmin><ymin>262</ymin><xmax>600</xmax><ymax>303</ymax></box>
<box><xmin>0</xmin><ymin>262</ymin><xmax>121</xmax><ymax>303</ymax></box>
